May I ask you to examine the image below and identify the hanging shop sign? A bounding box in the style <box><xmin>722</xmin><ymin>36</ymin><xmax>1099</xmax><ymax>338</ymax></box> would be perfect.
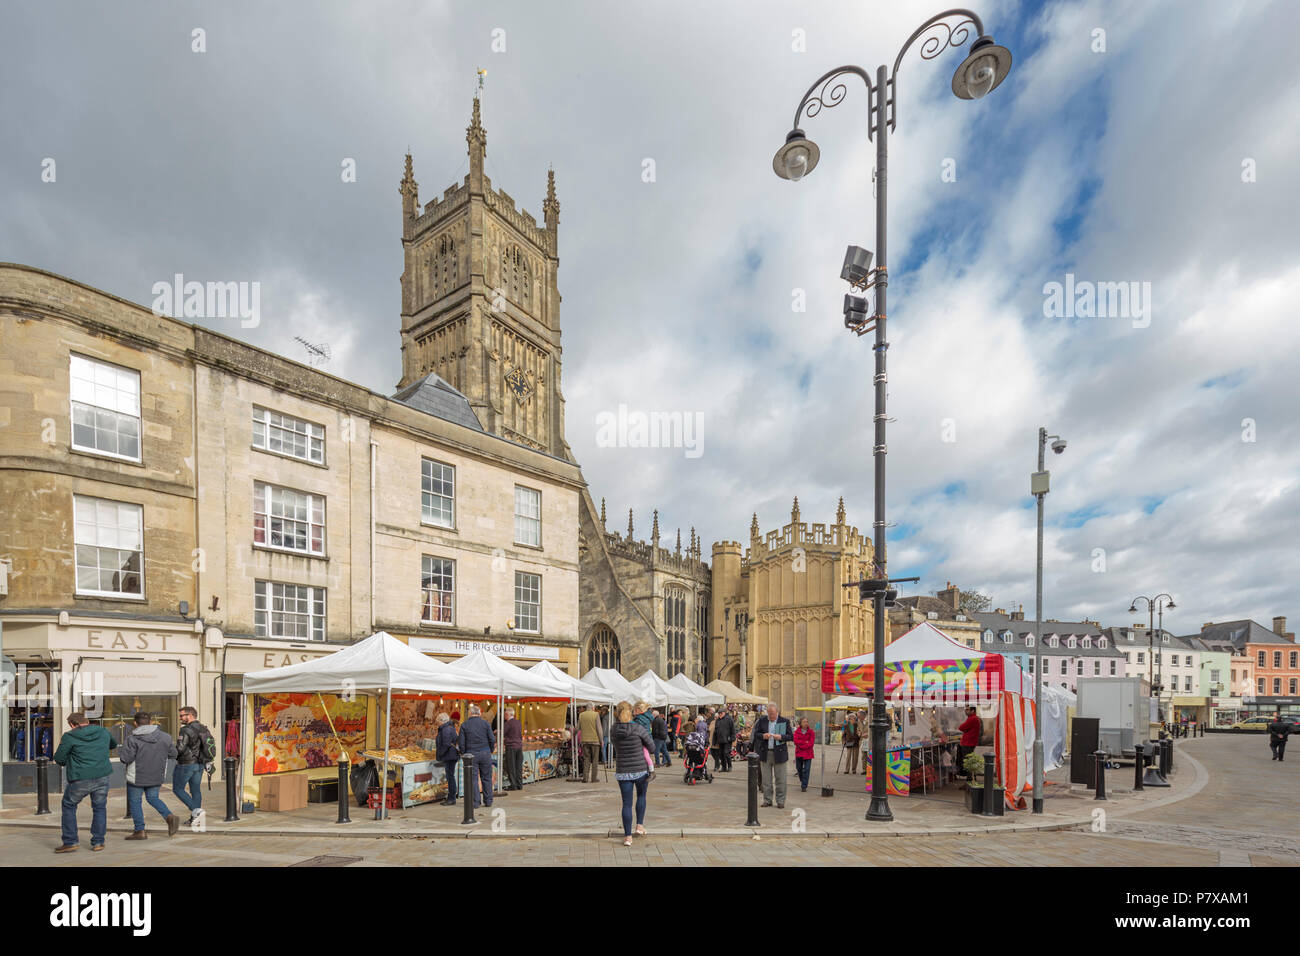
<box><xmin>252</xmin><ymin>693</ymin><xmax>367</xmax><ymax>774</ymax></box>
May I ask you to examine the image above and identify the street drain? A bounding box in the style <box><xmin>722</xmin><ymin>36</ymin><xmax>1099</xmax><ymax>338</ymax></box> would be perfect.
<box><xmin>289</xmin><ymin>855</ymin><xmax>364</xmax><ymax>867</ymax></box>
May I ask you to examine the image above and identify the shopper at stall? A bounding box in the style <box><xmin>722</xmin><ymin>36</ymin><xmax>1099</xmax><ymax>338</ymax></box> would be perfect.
<box><xmin>435</xmin><ymin>713</ymin><xmax>460</xmax><ymax>805</ymax></box>
<box><xmin>651</xmin><ymin>710</ymin><xmax>670</xmax><ymax>767</ymax></box>
<box><xmin>751</xmin><ymin>703</ymin><xmax>795</xmax><ymax>808</ymax></box>
<box><xmin>793</xmin><ymin>717</ymin><xmax>816</xmax><ymax>792</ymax></box>
<box><xmin>1268</xmin><ymin>712</ymin><xmax>1291</xmax><ymax>761</ymax></box>
<box><xmin>843</xmin><ymin>712</ymin><xmax>861</xmax><ymax>775</ymax></box>
<box><xmin>119</xmin><ymin>712</ymin><xmax>180</xmax><ymax>839</ymax></box>
<box><xmin>173</xmin><ymin>706</ymin><xmax>213</xmax><ymax>826</ymax></box>
<box><xmin>503</xmin><ymin>707</ymin><xmax>524</xmax><ymax>791</ymax></box>
<box><xmin>579</xmin><ymin>704</ymin><xmax>603</xmax><ymax>782</ymax></box>
<box><xmin>713</xmin><ymin>707</ymin><xmax>735</xmax><ymax>772</ymax></box>
<box><xmin>957</xmin><ymin>706</ymin><xmax>982</xmax><ymax>776</ymax></box>
<box><xmin>458</xmin><ymin>704</ymin><xmax>496</xmax><ymax>808</ymax></box>
<box><xmin>52</xmin><ymin>711</ymin><xmax>117</xmax><ymax>853</ymax></box>
<box><xmin>668</xmin><ymin>709</ymin><xmax>682</xmax><ymax>753</ymax></box>
<box><xmin>611</xmin><ymin>700</ymin><xmax>654</xmax><ymax>847</ymax></box>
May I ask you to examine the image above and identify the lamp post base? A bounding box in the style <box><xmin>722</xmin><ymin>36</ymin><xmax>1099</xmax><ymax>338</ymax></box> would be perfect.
<box><xmin>1032</xmin><ymin>797</ymin><xmax>1043</xmax><ymax>814</ymax></box>
<box><xmin>866</xmin><ymin>797</ymin><xmax>893</xmax><ymax>822</ymax></box>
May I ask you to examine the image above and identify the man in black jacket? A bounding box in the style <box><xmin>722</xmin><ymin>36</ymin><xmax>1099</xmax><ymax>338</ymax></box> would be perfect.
<box><xmin>751</xmin><ymin>703</ymin><xmax>795</xmax><ymax>808</ymax></box>
<box><xmin>435</xmin><ymin>713</ymin><xmax>460</xmax><ymax>805</ymax></box>
<box><xmin>1268</xmin><ymin>713</ymin><xmax>1292</xmax><ymax>761</ymax></box>
<box><xmin>713</xmin><ymin>709</ymin><xmax>735</xmax><ymax>772</ymax></box>
<box><xmin>651</xmin><ymin>710</ymin><xmax>670</xmax><ymax>767</ymax></box>
<box><xmin>173</xmin><ymin>706</ymin><xmax>211</xmax><ymax>826</ymax></box>
<box><xmin>458</xmin><ymin>705</ymin><xmax>496</xmax><ymax>807</ymax></box>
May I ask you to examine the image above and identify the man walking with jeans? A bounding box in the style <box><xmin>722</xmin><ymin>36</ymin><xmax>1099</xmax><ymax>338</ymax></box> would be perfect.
<box><xmin>651</xmin><ymin>709</ymin><xmax>670</xmax><ymax>767</ymax></box>
<box><xmin>52</xmin><ymin>712</ymin><xmax>116</xmax><ymax>853</ymax></box>
<box><xmin>120</xmin><ymin>712</ymin><xmax>180</xmax><ymax>839</ymax></box>
<box><xmin>173</xmin><ymin>706</ymin><xmax>210</xmax><ymax>825</ymax></box>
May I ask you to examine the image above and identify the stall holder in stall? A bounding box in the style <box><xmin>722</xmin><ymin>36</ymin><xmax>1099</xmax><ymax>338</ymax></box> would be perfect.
<box><xmin>820</xmin><ymin>621</ymin><xmax>1040</xmax><ymax>808</ymax></box>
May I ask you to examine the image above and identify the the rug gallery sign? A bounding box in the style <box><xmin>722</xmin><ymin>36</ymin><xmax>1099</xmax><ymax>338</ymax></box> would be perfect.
<box><xmin>408</xmin><ymin>636</ymin><xmax>560</xmax><ymax>661</ymax></box>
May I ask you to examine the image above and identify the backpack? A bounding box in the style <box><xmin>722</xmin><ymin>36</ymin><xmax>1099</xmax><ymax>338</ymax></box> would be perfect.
<box><xmin>186</xmin><ymin>722</ymin><xmax>219</xmax><ymax>766</ymax></box>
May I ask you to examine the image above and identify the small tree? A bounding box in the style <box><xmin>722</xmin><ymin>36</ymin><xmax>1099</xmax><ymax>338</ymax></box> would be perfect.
<box><xmin>959</xmin><ymin>590</ymin><xmax>992</xmax><ymax>614</ymax></box>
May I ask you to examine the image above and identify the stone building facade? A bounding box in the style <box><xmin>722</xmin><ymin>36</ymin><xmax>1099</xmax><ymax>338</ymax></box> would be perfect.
<box><xmin>709</xmin><ymin>498</ymin><xmax>876</xmax><ymax>714</ymax></box>
<box><xmin>888</xmin><ymin>582</ymin><xmax>983</xmax><ymax>649</ymax></box>
<box><xmin>577</xmin><ymin>498</ymin><xmax>710</xmax><ymax>683</ymax></box>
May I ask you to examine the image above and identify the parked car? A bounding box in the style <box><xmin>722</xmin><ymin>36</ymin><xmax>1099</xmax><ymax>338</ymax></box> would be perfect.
<box><xmin>1230</xmin><ymin>717</ymin><xmax>1271</xmax><ymax>731</ymax></box>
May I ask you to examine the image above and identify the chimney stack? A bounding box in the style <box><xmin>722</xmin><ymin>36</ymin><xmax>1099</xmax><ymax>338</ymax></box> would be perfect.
<box><xmin>937</xmin><ymin>582</ymin><xmax>961</xmax><ymax>612</ymax></box>
<box><xmin>1274</xmin><ymin>616</ymin><xmax>1287</xmax><ymax>636</ymax></box>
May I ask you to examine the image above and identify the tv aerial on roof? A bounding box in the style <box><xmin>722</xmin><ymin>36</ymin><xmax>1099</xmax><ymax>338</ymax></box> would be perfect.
<box><xmin>294</xmin><ymin>336</ymin><xmax>332</xmax><ymax>366</ymax></box>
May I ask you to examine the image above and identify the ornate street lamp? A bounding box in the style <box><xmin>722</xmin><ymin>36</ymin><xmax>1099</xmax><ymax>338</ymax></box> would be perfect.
<box><xmin>774</xmin><ymin>9</ymin><xmax>1012</xmax><ymax>823</ymax></box>
<box><xmin>1129</xmin><ymin>594</ymin><xmax>1176</xmax><ymax>725</ymax></box>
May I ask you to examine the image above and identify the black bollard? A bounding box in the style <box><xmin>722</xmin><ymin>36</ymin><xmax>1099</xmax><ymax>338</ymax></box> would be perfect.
<box><xmin>744</xmin><ymin>752</ymin><xmax>761</xmax><ymax>827</ymax></box>
<box><xmin>1159</xmin><ymin>738</ymin><xmax>1172</xmax><ymax>779</ymax></box>
<box><xmin>1166</xmin><ymin>737</ymin><xmax>1175</xmax><ymax>773</ymax></box>
<box><xmin>1141</xmin><ymin>741</ymin><xmax>1169</xmax><ymax>787</ymax></box>
<box><xmin>461</xmin><ymin>753</ymin><xmax>478</xmax><ymax>826</ymax></box>
<box><xmin>336</xmin><ymin>756</ymin><xmax>351</xmax><ymax>825</ymax></box>
<box><xmin>981</xmin><ymin>753</ymin><xmax>998</xmax><ymax>817</ymax></box>
<box><xmin>223</xmin><ymin>756</ymin><xmax>239</xmax><ymax>822</ymax></box>
<box><xmin>1133</xmin><ymin>744</ymin><xmax>1144</xmax><ymax>791</ymax></box>
<box><xmin>35</xmin><ymin>756</ymin><xmax>50</xmax><ymax>815</ymax></box>
<box><xmin>1094</xmin><ymin>750</ymin><xmax>1107</xmax><ymax>800</ymax></box>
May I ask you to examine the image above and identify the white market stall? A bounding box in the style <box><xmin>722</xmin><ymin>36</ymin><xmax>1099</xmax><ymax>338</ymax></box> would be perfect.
<box><xmin>242</xmin><ymin>631</ymin><xmax>500</xmax><ymax>816</ymax></box>
<box><xmin>704</xmin><ymin>678</ymin><xmax>769</xmax><ymax>705</ymax></box>
<box><xmin>667</xmin><ymin>673</ymin><xmax>725</xmax><ymax>707</ymax></box>
<box><xmin>446</xmin><ymin>649</ymin><xmax>580</xmax><ymax>789</ymax></box>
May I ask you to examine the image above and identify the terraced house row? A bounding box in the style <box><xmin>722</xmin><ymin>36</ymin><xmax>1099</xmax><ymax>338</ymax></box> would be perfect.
<box><xmin>0</xmin><ymin>261</ymin><xmax>583</xmax><ymax>770</ymax></box>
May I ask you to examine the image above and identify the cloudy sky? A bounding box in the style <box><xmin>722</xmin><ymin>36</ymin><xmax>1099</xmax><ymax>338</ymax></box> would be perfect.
<box><xmin>3</xmin><ymin>0</ymin><xmax>1297</xmax><ymax>635</ymax></box>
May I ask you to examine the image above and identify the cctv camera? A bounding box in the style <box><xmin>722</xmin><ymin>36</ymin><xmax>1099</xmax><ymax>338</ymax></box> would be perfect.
<box><xmin>1051</xmin><ymin>439</ymin><xmax>1067</xmax><ymax>454</ymax></box>
<box><xmin>841</xmin><ymin>245</ymin><xmax>874</xmax><ymax>286</ymax></box>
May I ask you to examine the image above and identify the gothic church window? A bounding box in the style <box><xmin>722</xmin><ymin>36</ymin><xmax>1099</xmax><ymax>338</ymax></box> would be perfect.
<box><xmin>666</xmin><ymin>589</ymin><xmax>687</xmax><ymax>677</ymax></box>
<box><xmin>588</xmin><ymin>624</ymin><xmax>621</xmax><ymax>672</ymax></box>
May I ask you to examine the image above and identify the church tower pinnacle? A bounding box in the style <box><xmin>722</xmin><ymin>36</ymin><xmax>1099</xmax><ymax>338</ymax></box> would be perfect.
<box><xmin>397</xmin><ymin>93</ymin><xmax>566</xmax><ymax>458</ymax></box>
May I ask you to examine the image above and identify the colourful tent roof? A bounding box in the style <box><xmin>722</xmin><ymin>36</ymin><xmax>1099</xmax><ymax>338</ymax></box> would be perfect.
<box><xmin>821</xmin><ymin>621</ymin><xmax>1027</xmax><ymax>702</ymax></box>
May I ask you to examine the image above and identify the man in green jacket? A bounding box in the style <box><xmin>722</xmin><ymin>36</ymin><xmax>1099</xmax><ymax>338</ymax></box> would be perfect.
<box><xmin>52</xmin><ymin>712</ymin><xmax>117</xmax><ymax>853</ymax></box>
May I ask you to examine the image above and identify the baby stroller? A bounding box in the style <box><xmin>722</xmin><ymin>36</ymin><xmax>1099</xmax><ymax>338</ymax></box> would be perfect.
<box><xmin>682</xmin><ymin>730</ymin><xmax>714</xmax><ymax>785</ymax></box>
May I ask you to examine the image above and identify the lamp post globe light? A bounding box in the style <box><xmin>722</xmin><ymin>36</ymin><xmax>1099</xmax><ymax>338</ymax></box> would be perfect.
<box><xmin>1129</xmin><ymin>594</ymin><xmax>1176</xmax><ymax>728</ymax></box>
<box><xmin>1031</xmin><ymin>427</ymin><xmax>1066</xmax><ymax>814</ymax></box>
<box><xmin>773</xmin><ymin>9</ymin><xmax>1012</xmax><ymax>822</ymax></box>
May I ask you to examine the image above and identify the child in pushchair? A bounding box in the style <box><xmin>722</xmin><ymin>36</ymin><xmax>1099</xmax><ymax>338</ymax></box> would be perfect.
<box><xmin>682</xmin><ymin>730</ymin><xmax>714</xmax><ymax>785</ymax></box>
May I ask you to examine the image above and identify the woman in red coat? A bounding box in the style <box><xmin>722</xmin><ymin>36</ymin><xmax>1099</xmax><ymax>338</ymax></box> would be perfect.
<box><xmin>793</xmin><ymin>718</ymin><xmax>817</xmax><ymax>792</ymax></box>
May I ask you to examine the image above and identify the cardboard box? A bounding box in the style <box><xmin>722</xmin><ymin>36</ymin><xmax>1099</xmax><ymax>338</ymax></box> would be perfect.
<box><xmin>259</xmin><ymin>773</ymin><xmax>308</xmax><ymax>811</ymax></box>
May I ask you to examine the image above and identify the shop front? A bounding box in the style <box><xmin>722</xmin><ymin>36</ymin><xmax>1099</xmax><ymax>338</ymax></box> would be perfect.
<box><xmin>0</xmin><ymin>613</ymin><xmax>202</xmax><ymax>792</ymax></box>
<box><xmin>1240</xmin><ymin>696</ymin><xmax>1299</xmax><ymax>717</ymax></box>
<box><xmin>1170</xmin><ymin>695</ymin><xmax>1209</xmax><ymax>724</ymax></box>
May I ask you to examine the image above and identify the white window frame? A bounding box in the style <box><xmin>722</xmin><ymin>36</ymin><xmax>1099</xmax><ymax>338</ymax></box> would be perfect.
<box><xmin>514</xmin><ymin>570</ymin><xmax>541</xmax><ymax>634</ymax></box>
<box><xmin>1110</xmin><ymin>660</ymin><xmax>1117</xmax><ymax>676</ymax></box>
<box><xmin>927</xmin><ymin>611</ymin><xmax>939</xmax><ymax>620</ymax></box>
<box><xmin>421</xmin><ymin>555</ymin><xmax>455</xmax><ymax>626</ymax></box>
<box><xmin>514</xmin><ymin>485</ymin><xmax>542</xmax><ymax>547</ymax></box>
<box><xmin>983</xmin><ymin>630</ymin><xmax>993</xmax><ymax>643</ymax></box>
<box><xmin>252</xmin><ymin>406</ymin><xmax>325</xmax><ymax>464</ymax></box>
<box><xmin>253</xmin><ymin>482</ymin><xmax>326</xmax><ymax>555</ymax></box>
<box><xmin>69</xmin><ymin>354</ymin><xmax>142</xmax><ymax>462</ymax></box>
<box><xmin>254</xmin><ymin>580</ymin><xmax>326</xmax><ymax>641</ymax></box>
<box><xmin>73</xmin><ymin>495</ymin><xmax>145</xmax><ymax>599</ymax></box>
<box><xmin>1023</xmin><ymin>633</ymin><xmax>1034</xmax><ymax>647</ymax></box>
<box><xmin>421</xmin><ymin>458</ymin><xmax>455</xmax><ymax>529</ymax></box>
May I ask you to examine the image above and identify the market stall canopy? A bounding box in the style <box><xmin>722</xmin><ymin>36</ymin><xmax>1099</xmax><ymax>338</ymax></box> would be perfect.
<box><xmin>242</xmin><ymin>631</ymin><xmax>500</xmax><ymax>696</ymax></box>
<box><xmin>526</xmin><ymin>660</ymin><xmax>619</xmax><ymax>704</ymax></box>
<box><xmin>667</xmin><ymin>673</ymin><xmax>725</xmax><ymax>706</ymax></box>
<box><xmin>629</xmin><ymin>670</ymin><xmax>675</xmax><ymax>708</ymax></box>
<box><xmin>445</xmin><ymin>648</ymin><xmax>572</xmax><ymax>700</ymax></box>
<box><xmin>580</xmin><ymin>667</ymin><xmax>643</xmax><ymax>704</ymax></box>
<box><xmin>821</xmin><ymin>621</ymin><xmax>1028</xmax><ymax>701</ymax></box>
<box><xmin>703</xmin><ymin>678</ymin><xmax>769</xmax><ymax>704</ymax></box>
<box><xmin>824</xmin><ymin>695</ymin><xmax>872</xmax><ymax>709</ymax></box>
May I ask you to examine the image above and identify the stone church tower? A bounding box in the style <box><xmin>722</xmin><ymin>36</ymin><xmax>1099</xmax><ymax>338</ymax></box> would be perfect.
<box><xmin>397</xmin><ymin>96</ymin><xmax>565</xmax><ymax>457</ymax></box>
<box><xmin>398</xmin><ymin>97</ymin><xmax>710</xmax><ymax>681</ymax></box>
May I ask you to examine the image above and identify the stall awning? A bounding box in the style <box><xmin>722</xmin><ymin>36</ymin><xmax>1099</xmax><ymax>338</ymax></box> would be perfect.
<box><xmin>666</xmin><ymin>673</ymin><xmax>725</xmax><ymax>706</ymax></box>
<box><xmin>526</xmin><ymin>660</ymin><xmax>619</xmax><ymax>704</ymax></box>
<box><xmin>821</xmin><ymin>622</ymin><xmax>1026</xmax><ymax>702</ymax></box>
<box><xmin>704</xmin><ymin>679</ymin><xmax>768</xmax><ymax>705</ymax></box>
<box><xmin>445</xmin><ymin>648</ymin><xmax>573</xmax><ymax>699</ymax></box>
<box><xmin>242</xmin><ymin>631</ymin><xmax>500</xmax><ymax>696</ymax></box>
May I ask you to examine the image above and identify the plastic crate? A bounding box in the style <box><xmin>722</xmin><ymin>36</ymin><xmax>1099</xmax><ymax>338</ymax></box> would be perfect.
<box><xmin>366</xmin><ymin>785</ymin><xmax>402</xmax><ymax>810</ymax></box>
